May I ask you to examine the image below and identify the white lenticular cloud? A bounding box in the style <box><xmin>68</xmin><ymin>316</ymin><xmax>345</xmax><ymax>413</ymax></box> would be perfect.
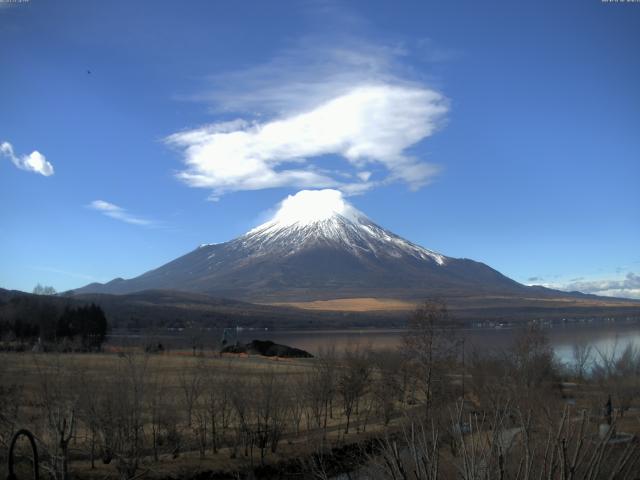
<box><xmin>168</xmin><ymin>39</ymin><xmax>449</xmax><ymax>198</ymax></box>
<box><xmin>1</xmin><ymin>141</ymin><xmax>54</xmax><ymax>176</ymax></box>
<box><xmin>168</xmin><ymin>84</ymin><xmax>447</xmax><ymax>197</ymax></box>
<box><xmin>88</xmin><ymin>200</ymin><xmax>155</xmax><ymax>227</ymax></box>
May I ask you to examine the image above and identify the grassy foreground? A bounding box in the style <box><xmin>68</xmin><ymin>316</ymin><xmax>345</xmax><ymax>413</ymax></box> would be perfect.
<box><xmin>3</xmin><ymin>312</ymin><xmax>640</xmax><ymax>479</ymax></box>
<box><xmin>1</xmin><ymin>347</ymin><xmax>415</xmax><ymax>479</ymax></box>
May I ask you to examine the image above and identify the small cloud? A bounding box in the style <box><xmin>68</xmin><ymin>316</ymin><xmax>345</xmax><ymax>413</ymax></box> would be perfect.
<box><xmin>88</xmin><ymin>200</ymin><xmax>155</xmax><ymax>227</ymax></box>
<box><xmin>1</xmin><ymin>141</ymin><xmax>54</xmax><ymax>176</ymax></box>
<box><xmin>527</xmin><ymin>276</ymin><xmax>542</xmax><ymax>282</ymax></box>
<box><xmin>357</xmin><ymin>171</ymin><xmax>372</xmax><ymax>182</ymax></box>
<box><xmin>558</xmin><ymin>272</ymin><xmax>640</xmax><ymax>300</ymax></box>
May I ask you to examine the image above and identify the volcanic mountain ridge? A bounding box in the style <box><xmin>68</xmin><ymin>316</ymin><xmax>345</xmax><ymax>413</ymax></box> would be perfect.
<box><xmin>73</xmin><ymin>190</ymin><xmax>626</xmax><ymax>311</ymax></box>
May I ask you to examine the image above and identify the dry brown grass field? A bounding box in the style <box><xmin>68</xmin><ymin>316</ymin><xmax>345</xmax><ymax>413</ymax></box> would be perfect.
<box><xmin>0</xmin><ymin>348</ymin><xmax>418</xmax><ymax>479</ymax></box>
<box><xmin>3</xmin><ymin>317</ymin><xmax>640</xmax><ymax>480</ymax></box>
<box><xmin>269</xmin><ymin>297</ymin><xmax>418</xmax><ymax>312</ymax></box>
<box><xmin>269</xmin><ymin>295</ymin><xmax>640</xmax><ymax>322</ymax></box>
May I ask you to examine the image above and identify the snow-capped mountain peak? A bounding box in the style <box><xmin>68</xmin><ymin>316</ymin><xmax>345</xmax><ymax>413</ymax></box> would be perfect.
<box><xmin>243</xmin><ymin>189</ymin><xmax>446</xmax><ymax>265</ymax></box>
<box><xmin>250</xmin><ymin>189</ymin><xmax>365</xmax><ymax>231</ymax></box>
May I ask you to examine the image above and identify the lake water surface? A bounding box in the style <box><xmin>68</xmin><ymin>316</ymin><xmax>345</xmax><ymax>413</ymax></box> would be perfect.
<box><xmin>233</xmin><ymin>321</ymin><xmax>640</xmax><ymax>366</ymax></box>
<box><xmin>110</xmin><ymin>322</ymin><xmax>640</xmax><ymax>367</ymax></box>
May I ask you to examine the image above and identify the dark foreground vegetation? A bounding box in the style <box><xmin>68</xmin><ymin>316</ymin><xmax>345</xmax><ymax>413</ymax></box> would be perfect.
<box><xmin>1</xmin><ymin>301</ymin><xmax>640</xmax><ymax>480</ymax></box>
<box><xmin>0</xmin><ymin>296</ymin><xmax>107</xmax><ymax>351</ymax></box>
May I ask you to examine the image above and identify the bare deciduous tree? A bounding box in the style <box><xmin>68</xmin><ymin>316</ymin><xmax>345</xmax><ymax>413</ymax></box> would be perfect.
<box><xmin>373</xmin><ymin>402</ymin><xmax>640</xmax><ymax>480</ymax></box>
<box><xmin>96</xmin><ymin>353</ymin><xmax>149</xmax><ymax>480</ymax></box>
<box><xmin>204</xmin><ymin>368</ymin><xmax>232</xmax><ymax>454</ymax></box>
<box><xmin>370</xmin><ymin>350</ymin><xmax>403</xmax><ymax>426</ymax></box>
<box><xmin>593</xmin><ymin>341</ymin><xmax>640</xmax><ymax>417</ymax></box>
<box><xmin>403</xmin><ymin>300</ymin><xmax>460</xmax><ymax>418</ymax></box>
<box><xmin>337</xmin><ymin>346</ymin><xmax>371</xmax><ymax>434</ymax></box>
<box><xmin>572</xmin><ymin>341</ymin><xmax>593</xmax><ymax>380</ymax></box>
<box><xmin>0</xmin><ymin>357</ymin><xmax>23</xmax><ymax>466</ymax></box>
<box><xmin>179</xmin><ymin>358</ymin><xmax>205</xmax><ymax>427</ymax></box>
<box><xmin>146</xmin><ymin>366</ymin><xmax>167</xmax><ymax>462</ymax></box>
<box><xmin>304</xmin><ymin>348</ymin><xmax>337</xmax><ymax>436</ymax></box>
<box><xmin>35</xmin><ymin>355</ymin><xmax>79</xmax><ymax>480</ymax></box>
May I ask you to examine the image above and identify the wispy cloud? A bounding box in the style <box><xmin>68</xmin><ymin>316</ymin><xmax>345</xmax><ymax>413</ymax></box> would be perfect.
<box><xmin>559</xmin><ymin>272</ymin><xmax>640</xmax><ymax>300</ymax></box>
<box><xmin>168</xmin><ymin>39</ymin><xmax>448</xmax><ymax>199</ymax></box>
<box><xmin>88</xmin><ymin>200</ymin><xmax>155</xmax><ymax>227</ymax></box>
<box><xmin>29</xmin><ymin>266</ymin><xmax>103</xmax><ymax>283</ymax></box>
<box><xmin>188</xmin><ymin>39</ymin><xmax>416</xmax><ymax>115</ymax></box>
<box><xmin>1</xmin><ymin>141</ymin><xmax>54</xmax><ymax>176</ymax></box>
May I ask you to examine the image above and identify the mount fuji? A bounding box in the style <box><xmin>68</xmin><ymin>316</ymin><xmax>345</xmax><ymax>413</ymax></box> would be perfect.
<box><xmin>74</xmin><ymin>189</ymin><xmax>562</xmax><ymax>305</ymax></box>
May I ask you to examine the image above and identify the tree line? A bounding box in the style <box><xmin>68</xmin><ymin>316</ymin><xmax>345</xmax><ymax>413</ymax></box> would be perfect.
<box><xmin>0</xmin><ymin>295</ymin><xmax>107</xmax><ymax>350</ymax></box>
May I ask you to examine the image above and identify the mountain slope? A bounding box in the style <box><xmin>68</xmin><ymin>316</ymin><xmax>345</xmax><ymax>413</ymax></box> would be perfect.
<box><xmin>71</xmin><ymin>190</ymin><xmax>602</xmax><ymax>304</ymax></box>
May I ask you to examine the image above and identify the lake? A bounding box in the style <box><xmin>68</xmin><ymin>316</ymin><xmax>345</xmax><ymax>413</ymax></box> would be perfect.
<box><xmin>231</xmin><ymin>321</ymin><xmax>640</xmax><ymax>366</ymax></box>
<box><xmin>109</xmin><ymin>320</ymin><xmax>640</xmax><ymax>367</ymax></box>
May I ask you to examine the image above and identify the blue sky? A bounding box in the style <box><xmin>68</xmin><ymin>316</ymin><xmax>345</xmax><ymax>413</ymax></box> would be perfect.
<box><xmin>1</xmin><ymin>0</ymin><xmax>639</xmax><ymax>298</ymax></box>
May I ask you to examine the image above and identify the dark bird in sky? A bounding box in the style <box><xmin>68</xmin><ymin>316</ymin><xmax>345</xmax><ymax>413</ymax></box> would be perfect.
<box><xmin>87</xmin><ymin>69</ymin><xmax>91</xmax><ymax>74</ymax></box>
